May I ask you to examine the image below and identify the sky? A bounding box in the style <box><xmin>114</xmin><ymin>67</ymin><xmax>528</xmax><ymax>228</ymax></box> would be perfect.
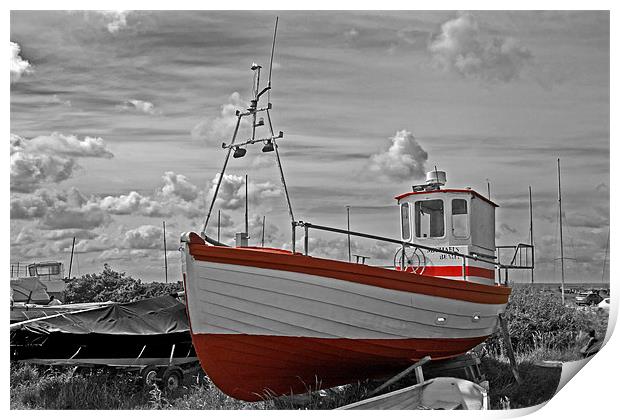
<box><xmin>9</xmin><ymin>10</ymin><xmax>609</xmax><ymax>284</ymax></box>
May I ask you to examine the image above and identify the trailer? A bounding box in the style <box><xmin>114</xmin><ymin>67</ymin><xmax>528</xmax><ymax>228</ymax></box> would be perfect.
<box><xmin>10</xmin><ymin>294</ymin><xmax>202</xmax><ymax>391</ymax></box>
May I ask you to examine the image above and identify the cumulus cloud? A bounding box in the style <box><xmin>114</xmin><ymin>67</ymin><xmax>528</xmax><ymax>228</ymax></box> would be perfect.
<box><xmin>207</xmin><ymin>173</ymin><xmax>282</xmax><ymax>210</ymax></box>
<box><xmin>97</xmin><ymin>191</ymin><xmax>169</xmax><ymax>217</ymax></box>
<box><xmin>366</xmin><ymin>130</ymin><xmax>428</xmax><ymax>181</ymax></box>
<box><xmin>10</xmin><ymin>132</ymin><xmax>114</xmax><ymax>192</ymax></box>
<box><xmin>161</xmin><ymin>171</ymin><xmax>199</xmax><ymax>202</ymax></box>
<box><xmin>429</xmin><ymin>13</ymin><xmax>532</xmax><ymax>82</ymax></box>
<box><xmin>11</xmin><ymin>187</ymin><xmax>111</xmax><ymax>230</ymax></box>
<box><xmin>117</xmin><ymin>99</ymin><xmax>159</xmax><ymax>115</ymax></box>
<box><xmin>191</xmin><ymin>92</ymin><xmax>249</xmax><ymax>144</ymax></box>
<box><xmin>123</xmin><ymin>225</ymin><xmax>164</xmax><ymax>249</ymax></box>
<box><xmin>10</xmin><ymin>42</ymin><xmax>32</xmax><ymax>83</ymax></box>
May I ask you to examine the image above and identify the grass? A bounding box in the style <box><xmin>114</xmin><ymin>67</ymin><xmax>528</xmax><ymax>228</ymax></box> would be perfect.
<box><xmin>10</xmin><ymin>286</ymin><xmax>610</xmax><ymax>410</ymax></box>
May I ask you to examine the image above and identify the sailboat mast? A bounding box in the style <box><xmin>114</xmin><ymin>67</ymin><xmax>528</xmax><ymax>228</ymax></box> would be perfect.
<box><xmin>557</xmin><ymin>158</ymin><xmax>565</xmax><ymax>305</ymax></box>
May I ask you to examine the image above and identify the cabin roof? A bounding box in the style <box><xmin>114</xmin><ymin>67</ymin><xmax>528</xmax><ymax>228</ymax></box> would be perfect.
<box><xmin>394</xmin><ymin>189</ymin><xmax>499</xmax><ymax>208</ymax></box>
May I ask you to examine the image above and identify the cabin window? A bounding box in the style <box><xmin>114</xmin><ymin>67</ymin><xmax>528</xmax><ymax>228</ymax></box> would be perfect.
<box><xmin>415</xmin><ymin>199</ymin><xmax>444</xmax><ymax>238</ymax></box>
<box><xmin>400</xmin><ymin>202</ymin><xmax>411</xmax><ymax>240</ymax></box>
<box><xmin>452</xmin><ymin>199</ymin><xmax>469</xmax><ymax>238</ymax></box>
<box><xmin>29</xmin><ymin>264</ymin><xmax>60</xmax><ymax>276</ymax></box>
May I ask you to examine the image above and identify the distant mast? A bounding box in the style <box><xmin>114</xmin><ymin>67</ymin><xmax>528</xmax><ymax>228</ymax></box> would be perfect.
<box><xmin>163</xmin><ymin>220</ymin><xmax>168</xmax><ymax>284</ymax></box>
<box><xmin>529</xmin><ymin>186</ymin><xmax>534</xmax><ymax>284</ymax></box>
<box><xmin>557</xmin><ymin>158</ymin><xmax>565</xmax><ymax>305</ymax></box>
<box><xmin>68</xmin><ymin>236</ymin><xmax>76</xmax><ymax>279</ymax></box>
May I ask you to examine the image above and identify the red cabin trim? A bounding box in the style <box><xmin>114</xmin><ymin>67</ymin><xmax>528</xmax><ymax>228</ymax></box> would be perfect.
<box><xmin>394</xmin><ymin>189</ymin><xmax>499</xmax><ymax>207</ymax></box>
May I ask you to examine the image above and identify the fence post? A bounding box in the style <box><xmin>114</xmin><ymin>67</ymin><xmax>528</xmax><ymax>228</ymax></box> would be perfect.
<box><xmin>462</xmin><ymin>256</ymin><xmax>467</xmax><ymax>280</ymax></box>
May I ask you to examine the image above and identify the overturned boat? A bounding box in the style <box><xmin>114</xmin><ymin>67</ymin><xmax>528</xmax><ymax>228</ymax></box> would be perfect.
<box><xmin>180</xmin><ymin>19</ymin><xmax>532</xmax><ymax>402</ymax></box>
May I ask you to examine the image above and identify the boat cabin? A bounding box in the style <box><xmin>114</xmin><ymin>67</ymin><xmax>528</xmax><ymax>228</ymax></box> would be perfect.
<box><xmin>396</xmin><ymin>171</ymin><xmax>497</xmax><ymax>285</ymax></box>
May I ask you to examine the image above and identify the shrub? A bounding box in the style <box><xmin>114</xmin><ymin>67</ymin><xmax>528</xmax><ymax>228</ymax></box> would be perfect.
<box><xmin>64</xmin><ymin>264</ymin><xmax>182</xmax><ymax>303</ymax></box>
<box><xmin>486</xmin><ymin>286</ymin><xmax>608</xmax><ymax>356</ymax></box>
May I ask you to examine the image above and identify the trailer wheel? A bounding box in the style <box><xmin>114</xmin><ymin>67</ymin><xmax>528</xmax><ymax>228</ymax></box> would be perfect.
<box><xmin>162</xmin><ymin>367</ymin><xmax>183</xmax><ymax>391</ymax></box>
<box><xmin>140</xmin><ymin>365</ymin><xmax>159</xmax><ymax>388</ymax></box>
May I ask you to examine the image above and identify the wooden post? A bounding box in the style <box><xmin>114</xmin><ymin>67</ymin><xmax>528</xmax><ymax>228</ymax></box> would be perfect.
<box><xmin>367</xmin><ymin>356</ymin><xmax>431</xmax><ymax>397</ymax></box>
<box><xmin>498</xmin><ymin>313</ymin><xmax>521</xmax><ymax>384</ymax></box>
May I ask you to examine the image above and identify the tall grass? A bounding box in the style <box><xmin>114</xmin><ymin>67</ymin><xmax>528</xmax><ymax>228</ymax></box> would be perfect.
<box><xmin>11</xmin><ymin>286</ymin><xmax>610</xmax><ymax>410</ymax></box>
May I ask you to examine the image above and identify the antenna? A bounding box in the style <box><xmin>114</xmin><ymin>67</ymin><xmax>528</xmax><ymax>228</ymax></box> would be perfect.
<box><xmin>267</xmin><ymin>16</ymin><xmax>278</xmax><ymax>102</ymax></box>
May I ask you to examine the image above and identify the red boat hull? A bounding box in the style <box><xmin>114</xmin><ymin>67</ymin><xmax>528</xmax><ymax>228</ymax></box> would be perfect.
<box><xmin>192</xmin><ymin>333</ymin><xmax>488</xmax><ymax>401</ymax></box>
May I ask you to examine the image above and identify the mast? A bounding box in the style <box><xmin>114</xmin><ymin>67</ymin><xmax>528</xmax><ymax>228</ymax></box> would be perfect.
<box><xmin>163</xmin><ymin>220</ymin><xmax>168</xmax><ymax>284</ymax></box>
<box><xmin>68</xmin><ymin>236</ymin><xmax>76</xmax><ymax>279</ymax></box>
<box><xmin>346</xmin><ymin>206</ymin><xmax>351</xmax><ymax>262</ymax></box>
<box><xmin>529</xmin><ymin>186</ymin><xmax>534</xmax><ymax>284</ymax></box>
<box><xmin>261</xmin><ymin>216</ymin><xmax>265</xmax><ymax>247</ymax></box>
<box><xmin>245</xmin><ymin>174</ymin><xmax>249</xmax><ymax>238</ymax></box>
<box><xmin>602</xmin><ymin>228</ymin><xmax>609</xmax><ymax>283</ymax></box>
<box><xmin>558</xmin><ymin>158</ymin><xmax>565</xmax><ymax>305</ymax></box>
<box><xmin>201</xmin><ymin>17</ymin><xmax>295</xmax><ymax>243</ymax></box>
<box><xmin>217</xmin><ymin>209</ymin><xmax>221</xmax><ymax>243</ymax></box>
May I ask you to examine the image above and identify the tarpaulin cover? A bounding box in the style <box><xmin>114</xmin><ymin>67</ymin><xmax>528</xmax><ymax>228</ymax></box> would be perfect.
<box><xmin>10</xmin><ymin>278</ymin><xmax>50</xmax><ymax>304</ymax></box>
<box><xmin>10</xmin><ymin>295</ymin><xmax>194</xmax><ymax>361</ymax></box>
<box><xmin>13</xmin><ymin>294</ymin><xmax>189</xmax><ymax>336</ymax></box>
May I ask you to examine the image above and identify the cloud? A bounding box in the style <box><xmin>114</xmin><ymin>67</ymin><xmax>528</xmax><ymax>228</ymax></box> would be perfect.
<box><xmin>161</xmin><ymin>171</ymin><xmax>199</xmax><ymax>202</ymax></box>
<box><xmin>10</xmin><ymin>132</ymin><xmax>114</xmax><ymax>192</ymax></box>
<box><xmin>47</xmin><ymin>95</ymin><xmax>72</xmax><ymax>107</ymax></box>
<box><xmin>11</xmin><ymin>187</ymin><xmax>111</xmax><ymax>230</ymax></box>
<box><xmin>40</xmin><ymin>191</ymin><xmax>111</xmax><ymax>230</ymax></box>
<box><xmin>98</xmin><ymin>10</ymin><xmax>131</xmax><ymax>34</ymax></box>
<box><xmin>97</xmin><ymin>191</ymin><xmax>170</xmax><ymax>217</ymax></box>
<box><xmin>429</xmin><ymin>13</ymin><xmax>532</xmax><ymax>82</ymax></box>
<box><xmin>123</xmin><ymin>225</ymin><xmax>164</xmax><ymax>249</ymax></box>
<box><xmin>41</xmin><ymin>229</ymin><xmax>98</xmax><ymax>241</ymax></box>
<box><xmin>191</xmin><ymin>92</ymin><xmax>249</xmax><ymax>144</ymax></box>
<box><xmin>117</xmin><ymin>99</ymin><xmax>159</xmax><ymax>115</ymax></box>
<box><xmin>99</xmin><ymin>248</ymin><xmax>151</xmax><ymax>261</ymax></box>
<box><xmin>207</xmin><ymin>173</ymin><xmax>282</xmax><ymax>210</ymax></box>
<box><xmin>10</xmin><ymin>42</ymin><xmax>32</xmax><ymax>83</ymax></box>
<box><xmin>366</xmin><ymin>130</ymin><xmax>428</xmax><ymax>181</ymax></box>
<box><xmin>22</xmin><ymin>132</ymin><xmax>114</xmax><ymax>158</ymax></box>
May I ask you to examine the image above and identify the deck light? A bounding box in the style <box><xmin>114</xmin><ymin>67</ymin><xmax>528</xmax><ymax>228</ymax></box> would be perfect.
<box><xmin>233</xmin><ymin>147</ymin><xmax>247</xmax><ymax>158</ymax></box>
<box><xmin>262</xmin><ymin>141</ymin><xmax>275</xmax><ymax>153</ymax></box>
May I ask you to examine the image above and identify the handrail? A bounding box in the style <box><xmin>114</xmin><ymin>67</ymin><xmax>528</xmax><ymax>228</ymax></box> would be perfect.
<box><xmin>295</xmin><ymin>221</ymin><xmax>505</xmax><ymax>269</ymax></box>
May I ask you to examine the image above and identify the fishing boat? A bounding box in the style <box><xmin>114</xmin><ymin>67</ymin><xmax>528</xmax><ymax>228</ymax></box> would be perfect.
<box><xmin>180</xmin><ymin>19</ymin><xmax>533</xmax><ymax>402</ymax></box>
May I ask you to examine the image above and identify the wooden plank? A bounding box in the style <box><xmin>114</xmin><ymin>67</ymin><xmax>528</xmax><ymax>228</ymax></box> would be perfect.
<box><xmin>367</xmin><ymin>356</ymin><xmax>431</xmax><ymax>397</ymax></box>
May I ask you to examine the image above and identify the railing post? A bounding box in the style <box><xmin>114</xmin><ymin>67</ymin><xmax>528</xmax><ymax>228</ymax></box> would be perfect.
<box><xmin>304</xmin><ymin>224</ymin><xmax>309</xmax><ymax>256</ymax></box>
<box><xmin>462</xmin><ymin>256</ymin><xmax>467</xmax><ymax>280</ymax></box>
<box><xmin>401</xmin><ymin>244</ymin><xmax>406</xmax><ymax>270</ymax></box>
<box><xmin>291</xmin><ymin>222</ymin><xmax>296</xmax><ymax>254</ymax></box>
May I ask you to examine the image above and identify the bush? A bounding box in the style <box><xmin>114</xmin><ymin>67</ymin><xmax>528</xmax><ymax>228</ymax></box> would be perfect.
<box><xmin>486</xmin><ymin>286</ymin><xmax>608</xmax><ymax>356</ymax></box>
<box><xmin>64</xmin><ymin>264</ymin><xmax>182</xmax><ymax>303</ymax></box>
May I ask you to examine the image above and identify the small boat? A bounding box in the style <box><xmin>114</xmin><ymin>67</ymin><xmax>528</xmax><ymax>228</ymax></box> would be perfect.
<box><xmin>338</xmin><ymin>377</ymin><xmax>489</xmax><ymax>410</ymax></box>
<box><xmin>180</xmin><ymin>19</ymin><xmax>532</xmax><ymax>402</ymax></box>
